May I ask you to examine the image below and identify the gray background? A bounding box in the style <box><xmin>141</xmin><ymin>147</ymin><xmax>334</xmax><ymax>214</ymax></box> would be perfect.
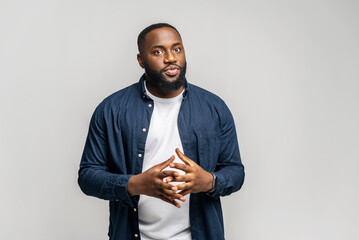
<box><xmin>1</xmin><ymin>0</ymin><xmax>358</xmax><ymax>239</ymax></box>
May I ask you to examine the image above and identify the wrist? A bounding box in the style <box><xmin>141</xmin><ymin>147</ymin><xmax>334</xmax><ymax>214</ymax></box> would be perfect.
<box><xmin>206</xmin><ymin>173</ymin><xmax>218</xmax><ymax>194</ymax></box>
<box><xmin>127</xmin><ymin>174</ymin><xmax>141</xmax><ymax>196</ymax></box>
<box><xmin>204</xmin><ymin>172</ymin><xmax>214</xmax><ymax>192</ymax></box>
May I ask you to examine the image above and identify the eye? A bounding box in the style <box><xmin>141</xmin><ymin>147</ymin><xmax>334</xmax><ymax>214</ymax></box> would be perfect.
<box><xmin>154</xmin><ymin>49</ymin><xmax>163</xmax><ymax>55</ymax></box>
<box><xmin>174</xmin><ymin>47</ymin><xmax>181</xmax><ymax>52</ymax></box>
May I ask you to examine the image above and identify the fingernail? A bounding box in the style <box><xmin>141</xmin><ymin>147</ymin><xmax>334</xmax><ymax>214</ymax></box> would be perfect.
<box><xmin>172</xmin><ymin>187</ymin><xmax>177</xmax><ymax>191</ymax></box>
<box><xmin>180</xmin><ymin>197</ymin><xmax>186</xmax><ymax>201</ymax></box>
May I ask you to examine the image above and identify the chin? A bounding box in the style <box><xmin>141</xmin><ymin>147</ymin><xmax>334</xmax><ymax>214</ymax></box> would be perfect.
<box><xmin>163</xmin><ymin>74</ymin><xmax>180</xmax><ymax>82</ymax></box>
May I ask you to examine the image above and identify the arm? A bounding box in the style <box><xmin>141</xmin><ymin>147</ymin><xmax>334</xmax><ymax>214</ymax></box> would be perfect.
<box><xmin>207</xmin><ymin>102</ymin><xmax>245</xmax><ymax>198</ymax></box>
<box><xmin>78</xmin><ymin>105</ymin><xmax>134</xmax><ymax>206</ymax></box>
<box><xmin>168</xmin><ymin>102</ymin><xmax>245</xmax><ymax>198</ymax></box>
<box><xmin>78</xmin><ymin>105</ymin><xmax>185</xmax><ymax>207</ymax></box>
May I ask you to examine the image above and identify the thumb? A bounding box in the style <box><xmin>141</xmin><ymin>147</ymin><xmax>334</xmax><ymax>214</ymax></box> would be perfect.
<box><xmin>158</xmin><ymin>155</ymin><xmax>175</xmax><ymax>170</ymax></box>
<box><xmin>175</xmin><ymin>148</ymin><xmax>193</xmax><ymax>166</ymax></box>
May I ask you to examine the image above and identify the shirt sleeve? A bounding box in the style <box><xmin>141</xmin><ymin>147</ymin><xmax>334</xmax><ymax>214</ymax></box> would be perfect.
<box><xmin>206</xmin><ymin>101</ymin><xmax>245</xmax><ymax>198</ymax></box>
<box><xmin>78</xmin><ymin>104</ymin><xmax>135</xmax><ymax>207</ymax></box>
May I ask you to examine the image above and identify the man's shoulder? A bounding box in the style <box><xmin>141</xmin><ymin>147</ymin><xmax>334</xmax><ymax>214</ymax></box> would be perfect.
<box><xmin>188</xmin><ymin>83</ymin><xmax>226</xmax><ymax>107</ymax></box>
<box><xmin>97</xmin><ymin>82</ymin><xmax>139</xmax><ymax>109</ymax></box>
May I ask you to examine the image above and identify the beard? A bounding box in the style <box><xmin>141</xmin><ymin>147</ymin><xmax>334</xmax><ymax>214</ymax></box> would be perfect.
<box><xmin>144</xmin><ymin>62</ymin><xmax>187</xmax><ymax>91</ymax></box>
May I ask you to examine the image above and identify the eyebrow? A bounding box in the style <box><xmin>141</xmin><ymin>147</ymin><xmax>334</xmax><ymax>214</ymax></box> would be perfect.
<box><xmin>151</xmin><ymin>42</ymin><xmax>182</xmax><ymax>49</ymax></box>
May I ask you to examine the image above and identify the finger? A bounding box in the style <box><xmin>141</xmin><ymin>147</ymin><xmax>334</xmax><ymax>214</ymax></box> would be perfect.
<box><xmin>178</xmin><ymin>189</ymin><xmax>191</xmax><ymax>196</ymax></box>
<box><xmin>158</xmin><ymin>195</ymin><xmax>181</xmax><ymax>208</ymax></box>
<box><xmin>175</xmin><ymin>148</ymin><xmax>193</xmax><ymax>166</ymax></box>
<box><xmin>169</xmin><ymin>163</ymin><xmax>190</xmax><ymax>172</ymax></box>
<box><xmin>171</xmin><ymin>174</ymin><xmax>190</xmax><ymax>182</ymax></box>
<box><xmin>158</xmin><ymin>155</ymin><xmax>175</xmax><ymax>170</ymax></box>
<box><xmin>160</xmin><ymin>170</ymin><xmax>180</xmax><ymax>179</ymax></box>
<box><xmin>155</xmin><ymin>179</ymin><xmax>176</xmax><ymax>190</ymax></box>
<box><xmin>175</xmin><ymin>182</ymin><xmax>190</xmax><ymax>191</ymax></box>
<box><xmin>156</xmin><ymin>180</ymin><xmax>184</xmax><ymax>195</ymax></box>
<box><xmin>162</xmin><ymin>189</ymin><xmax>186</xmax><ymax>202</ymax></box>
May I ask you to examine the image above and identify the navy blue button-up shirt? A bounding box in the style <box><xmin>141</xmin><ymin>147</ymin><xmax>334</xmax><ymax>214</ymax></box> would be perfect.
<box><xmin>78</xmin><ymin>75</ymin><xmax>245</xmax><ymax>240</ymax></box>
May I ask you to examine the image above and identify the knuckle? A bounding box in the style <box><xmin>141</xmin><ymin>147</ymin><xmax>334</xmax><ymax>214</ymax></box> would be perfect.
<box><xmin>164</xmin><ymin>189</ymin><xmax>172</xmax><ymax>196</ymax></box>
<box><xmin>153</xmin><ymin>180</ymin><xmax>159</xmax><ymax>187</ymax></box>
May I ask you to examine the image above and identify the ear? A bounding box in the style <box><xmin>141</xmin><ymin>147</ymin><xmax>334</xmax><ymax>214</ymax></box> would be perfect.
<box><xmin>137</xmin><ymin>53</ymin><xmax>144</xmax><ymax>68</ymax></box>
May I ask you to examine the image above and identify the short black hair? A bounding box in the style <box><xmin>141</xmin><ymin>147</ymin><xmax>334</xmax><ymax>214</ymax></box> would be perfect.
<box><xmin>137</xmin><ymin>23</ymin><xmax>181</xmax><ymax>53</ymax></box>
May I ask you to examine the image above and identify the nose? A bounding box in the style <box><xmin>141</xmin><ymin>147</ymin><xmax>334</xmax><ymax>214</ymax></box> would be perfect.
<box><xmin>164</xmin><ymin>51</ymin><xmax>177</xmax><ymax>64</ymax></box>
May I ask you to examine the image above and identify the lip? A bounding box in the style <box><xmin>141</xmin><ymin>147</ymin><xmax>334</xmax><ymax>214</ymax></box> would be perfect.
<box><xmin>163</xmin><ymin>65</ymin><xmax>180</xmax><ymax>77</ymax></box>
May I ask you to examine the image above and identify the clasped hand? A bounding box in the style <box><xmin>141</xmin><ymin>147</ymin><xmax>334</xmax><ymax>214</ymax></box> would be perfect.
<box><xmin>127</xmin><ymin>148</ymin><xmax>213</xmax><ymax>208</ymax></box>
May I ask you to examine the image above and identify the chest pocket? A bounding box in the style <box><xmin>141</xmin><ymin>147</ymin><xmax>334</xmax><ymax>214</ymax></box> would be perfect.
<box><xmin>197</xmin><ymin>131</ymin><xmax>221</xmax><ymax>172</ymax></box>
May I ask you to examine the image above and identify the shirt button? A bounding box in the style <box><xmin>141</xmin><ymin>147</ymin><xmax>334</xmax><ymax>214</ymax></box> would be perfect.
<box><xmin>134</xmin><ymin>233</ymin><xmax>138</xmax><ymax>238</ymax></box>
<box><xmin>142</xmin><ymin>128</ymin><xmax>146</xmax><ymax>132</ymax></box>
<box><xmin>133</xmin><ymin>208</ymin><xmax>137</xmax><ymax>212</ymax></box>
<box><xmin>148</xmin><ymin>103</ymin><xmax>152</xmax><ymax>108</ymax></box>
<box><xmin>138</xmin><ymin>153</ymin><xmax>142</xmax><ymax>158</ymax></box>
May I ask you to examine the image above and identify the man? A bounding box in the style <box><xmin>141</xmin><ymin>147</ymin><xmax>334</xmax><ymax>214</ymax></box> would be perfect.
<box><xmin>78</xmin><ymin>23</ymin><xmax>245</xmax><ymax>240</ymax></box>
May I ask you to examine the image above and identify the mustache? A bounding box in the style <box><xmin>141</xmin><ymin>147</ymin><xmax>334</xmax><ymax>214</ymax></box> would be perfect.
<box><xmin>161</xmin><ymin>64</ymin><xmax>181</xmax><ymax>72</ymax></box>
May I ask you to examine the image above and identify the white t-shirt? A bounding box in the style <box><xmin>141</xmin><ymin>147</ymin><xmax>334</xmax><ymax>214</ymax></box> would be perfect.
<box><xmin>138</xmin><ymin>83</ymin><xmax>191</xmax><ymax>240</ymax></box>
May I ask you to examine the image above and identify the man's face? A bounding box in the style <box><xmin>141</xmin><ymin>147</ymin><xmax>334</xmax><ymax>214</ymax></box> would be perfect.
<box><xmin>137</xmin><ymin>27</ymin><xmax>187</xmax><ymax>91</ymax></box>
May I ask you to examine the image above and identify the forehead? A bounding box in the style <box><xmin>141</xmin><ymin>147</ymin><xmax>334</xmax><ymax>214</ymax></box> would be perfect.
<box><xmin>143</xmin><ymin>27</ymin><xmax>182</xmax><ymax>49</ymax></box>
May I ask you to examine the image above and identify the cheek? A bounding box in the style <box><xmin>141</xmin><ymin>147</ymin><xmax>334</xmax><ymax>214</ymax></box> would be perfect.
<box><xmin>177</xmin><ymin>54</ymin><xmax>186</xmax><ymax>63</ymax></box>
<box><xmin>147</xmin><ymin>57</ymin><xmax>164</xmax><ymax>69</ymax></box>
<box><xmin>178</xmin><ymin>58</ymin><xmax>186</xmax><ymax>68</ymax></box>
